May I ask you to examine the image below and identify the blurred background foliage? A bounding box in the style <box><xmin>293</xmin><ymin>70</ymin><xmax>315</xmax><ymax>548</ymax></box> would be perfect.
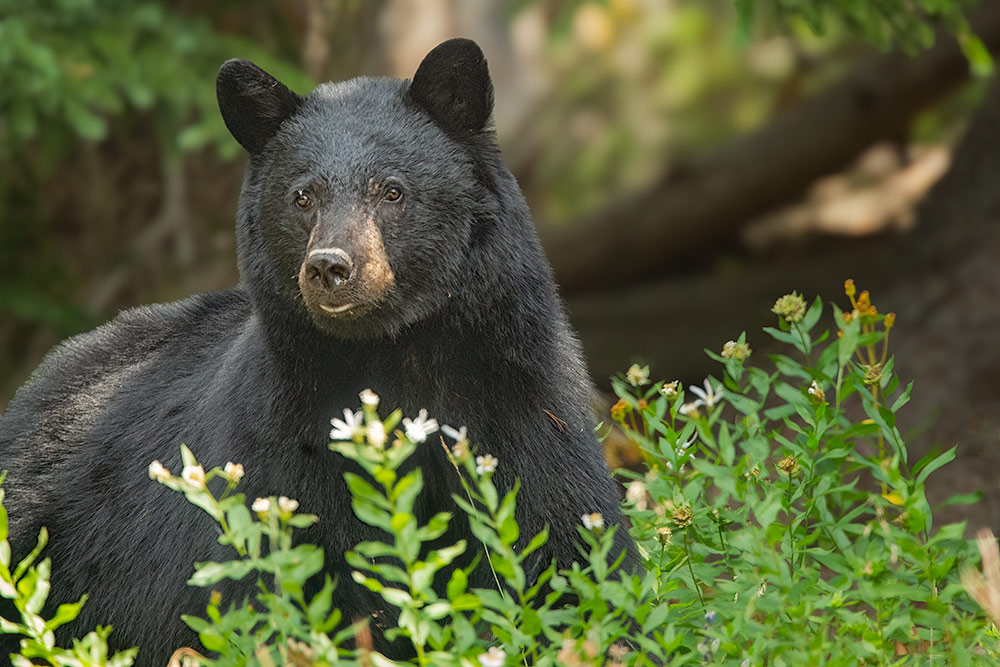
<box><xmin>2</xmin><ymin>0</ymin><xmax>1000</xmax><ymax>522</ymax></box>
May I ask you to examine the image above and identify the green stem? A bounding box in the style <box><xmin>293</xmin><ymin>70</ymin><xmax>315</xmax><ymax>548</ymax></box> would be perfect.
<box><xmin>785</xmin><ymin>477</ymin><xmax>795</xmax><ymax>562</ymax></box>
<box><xmin>684</xmin><ymin>530</ymin><xmax>705</xmax><ymax>608</ymax></box>
<box><xmin>792</xmin><ymin>322</ymin><xmax>811</xmax><ymax>366</ymax></box>
<box><xmin>456</xmin><ymin>472</ymin><xmax>506</xmax><ymax>599</ymax></box>
<box><xmin>268</xmin><ymin>504</ymin><xmax>281</xmax><ymax>594</ymax></box>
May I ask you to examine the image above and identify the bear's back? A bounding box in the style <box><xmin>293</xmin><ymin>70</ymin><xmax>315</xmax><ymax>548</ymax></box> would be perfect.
<box><xmin>0</xmin><ymin>287</ymin><xmax>253</xmax><ymax>531</ymax></box>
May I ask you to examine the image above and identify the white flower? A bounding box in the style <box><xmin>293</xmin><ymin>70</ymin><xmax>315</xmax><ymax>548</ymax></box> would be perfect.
<box><xmin>679</xmin><ymin>434</ymin><xmax>696</xmax><ymax>452</ymax></box>
<box><xmin>252</xmin><ymin>497</ymin><xmax>271</xmax><ymax>514</ymax></box>
<box><xmin>330</xmin><ymin>409</ymin><xmax>364</xmax><ymax>441</ymax></box>
<box><xmin>625</xmin><ymin>481</ymin><xmax>648</xmax><ymax>510</ymax></box>
<box><xmin>581</xmin><ymin>512</ymin><xmax>604</xmax><ymax>531</ymax></box>
<box><xmin>181</xmin><ymin>465</ymin><xmax>206</xmax><ymax>488</ymax></box>
<box><xmin>148</xmin><ymin>460</ymin><xmax>170</xmax><ymax>482</ymax></box>
<box><xmin>808</xmin><ymin>380</ymin><xmax>825</xmax><ymax>401</ymax></box>
<box><xmin>626</xmin><ymin>363</ymin><xmax>650</xmax><ymax>387</ymax></box>
<box><xmin>659</xmin><ymin>380</ymin><xmax>680</xmax><ymax>400</ymax></box>
<box><xmin>223</xmin><ymin>462</ymin><xmax>244</xmax><ymax>483</ymax></box>
<box><xmin>477</xmin><ymin>646</ymin><xmax>506</xmax><ymax>667</ymax></box>
<box><xmin>278</xmin><ymin>496</ymin><xmax>299</xmax><ymax>514</ymax></box>
<box><xmin>689</xmin><ymin>378</ymin><xmax>724</xmax><ymax>408</ymax></box>
<box><xmin>679</xmin><ymin>401</ymin><xmax>703</xmax><ymax>416</ymax></box>
<box><xmin>451</xmin><ymin>440</ymin><xmax>470</xmax><ymax>462</ymax></box>
<box><xmin>359</xmin><ymin>388</ymin><xmax>380</xmax><ymax>408</ymax></box>
<box><xmin>366</xmin><ymin>421</ymin><xmax>387</xmax><ymax>449</ymax></box>
<box><xmin>441</xmin><ymin>424</ymin><xmax>468</xmax><ymax>445</ymax></box>
<box><xmin>475</xmin><ymin>454</ymin><xmax>498</xmax><ymax>475</ymax></box>
<box><xmin>402</xmin><ymin>409</ymin><xmax>439</xmax><ymax>443</ymax></box>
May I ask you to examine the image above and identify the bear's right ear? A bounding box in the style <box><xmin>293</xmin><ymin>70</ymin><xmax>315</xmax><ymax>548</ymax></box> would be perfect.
<box><xmin>217</xmin><ymin>59</ymin><xmax>303</xmax><ymax>154</ymax></box>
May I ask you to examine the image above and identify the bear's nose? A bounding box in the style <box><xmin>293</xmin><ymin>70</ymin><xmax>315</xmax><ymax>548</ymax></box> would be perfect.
<box><xmin>305</xmin><ymin>248</ymin><xmax>354</xmax><ymax>290</ymax></box>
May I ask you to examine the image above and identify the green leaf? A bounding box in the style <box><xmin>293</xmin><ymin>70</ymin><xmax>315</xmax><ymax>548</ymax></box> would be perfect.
<box><xmin>642</xmin><ymin>602</ymin><xmax>671</xmax><ymax>633</ymax></box>
<box><xmin>800</xmin><ymin>296</ymin><xmax>824</xmax><ymax>333</ymax></box>
<box><xmin>13</xmin><ymin>527</ymin><xmax>47</xmax><ymax>582</ymax></box>
<box><xmin>416</xmin><ymin>512</ymin><xmax>452</xmax><ymax>543</ymax></box>
<box><xmin>179</xmin><ymin>444</ymin><xmax>197</xmax><ymax>468</ymax></box>
<box><xmin>958</xmin><ymin>32</ymin><xmax>995</xmax><ymax>77</ymax></box>
<box><xmin>63</xmin><ymin>100</ymin><xmax>107</xmax><ymax>141</ymax></box>
<box><xmin>497</xmin><ymin>489</ymin><xmax>520</xmax><ymax>546</ymax></box>
<box><xmin>754</xmin><ymin>489</ymin><xmax>783</xmax><ymax>530</ymax></box>
<box><xmin>46</xmin><ymin>596</ymin><xmax>86</xmax><ymax>630</ymax></box>
<box><xmin>344</xmin><ymin>473</ymin><xmax>391</xmax><ymax>510</ymax></box>
<box><xmin>351</xmin><ymin>497</ymin><xmax>393</xmax><ymax>532</ymax></box>
<box><xmin>734</xmin><ymin>0</ymin><xmax>755</xmax><ymax>43</ymax></box>
<box><xmin>446</xmin><ymin>568</ymin><xmax>468</xmax><ymax>599</ymax></box>
<box><xmin>188</xmin><ymin>560</ymin><xmax>253</xmax><ymax>587</ymax></box>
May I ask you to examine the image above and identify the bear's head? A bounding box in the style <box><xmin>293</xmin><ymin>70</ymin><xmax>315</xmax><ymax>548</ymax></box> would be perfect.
<box><xmin>217</xmin><ymin>39</ymin><xmax>500</xmax><ymax>340</ymax></box>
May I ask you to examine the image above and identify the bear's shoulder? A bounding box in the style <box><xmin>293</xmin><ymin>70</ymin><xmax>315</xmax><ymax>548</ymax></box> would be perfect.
<box><xmin>5</xmin><ymin>287</ymin><xmax>252</xmax><ymax>420</ymax></box>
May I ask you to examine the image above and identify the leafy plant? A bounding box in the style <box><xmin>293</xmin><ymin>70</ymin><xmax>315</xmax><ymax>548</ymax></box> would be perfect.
<box><xmin>613</xmin><ymin>281</ymin><xmax>991</xmax><ymax>663</ymax></box>
<box><xmin>736</xmin><ymin>0</ymin><xmax>993</xmax><ymax>73</ymax></box>
<box><xmin>3</xmin><ymin>281</ymin><xmax>999</xmax><ymax>664</ymax></box>
<box><xmin>0</xmin><ymin>474</ymin><xmax>137</xmax><ymax>667</ymax></box>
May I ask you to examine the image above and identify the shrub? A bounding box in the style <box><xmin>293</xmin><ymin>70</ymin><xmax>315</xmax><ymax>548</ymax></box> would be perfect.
<box><xmin>3</xmin><ymin>281</ymin><xmax>998</xmax><ymax>665</ymax></box>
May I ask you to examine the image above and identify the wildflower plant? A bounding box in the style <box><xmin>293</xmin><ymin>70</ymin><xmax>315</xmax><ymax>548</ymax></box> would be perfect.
<box><xmin>3</xmin><ymin>282</ymin><xmax>998</xmax><ymax>664</ymax></box>
<box><xmin>614</xmin><ymin>281</ymin><xmax>993</xmax><ymax>663</ymax></box>
<box><xmin>0</xmin><ymin>474</ymin><xmax>137</xmax><ymax>667</ymax></box>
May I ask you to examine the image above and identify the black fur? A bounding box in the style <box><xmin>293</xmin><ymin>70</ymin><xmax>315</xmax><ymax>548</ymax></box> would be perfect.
<box><xmin>0</xmin><ymin>39</ymin><xmax>635</xmax><ymax>665</ymax></box>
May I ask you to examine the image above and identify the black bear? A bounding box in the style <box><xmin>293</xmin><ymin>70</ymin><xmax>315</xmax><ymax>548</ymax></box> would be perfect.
<box><xmin>0</xmin><ymin>39</ymin><xmax>635</xmax><ymax>664</ymax></box>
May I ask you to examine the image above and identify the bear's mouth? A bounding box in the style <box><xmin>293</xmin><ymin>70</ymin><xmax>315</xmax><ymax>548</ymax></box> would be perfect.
<box><xmin>319</xmin><ymin>303</ymin><xmax>357</xmax><ymax>315</ymax></box>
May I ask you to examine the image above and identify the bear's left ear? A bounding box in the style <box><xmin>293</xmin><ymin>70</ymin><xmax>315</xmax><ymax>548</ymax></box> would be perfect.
<box><xmin>217</xmin><ymin>59</ymin><xmax>303</xmax><ymax>154</ymax></box>
<box><xmin>409</xmin><ymin>38</ymin><xmax>494</xmax><ymax>138</ymax></box>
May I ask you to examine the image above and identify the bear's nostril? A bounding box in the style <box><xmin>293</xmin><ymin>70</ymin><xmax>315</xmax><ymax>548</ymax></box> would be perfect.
<box><xmin>305</xmin><ymin>250</ymin><xmax>354</xmax><ymax>291</ymax></box>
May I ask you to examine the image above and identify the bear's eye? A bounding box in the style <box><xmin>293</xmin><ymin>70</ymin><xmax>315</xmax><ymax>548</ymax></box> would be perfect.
<box><xmin>294</xmin><ymin>190</ymin><xmax>312</xmax><ymax>209</ymax></box>
<box><xmin>383</xmin><ymin>186</ymin><xmax>403</xmax><ymax>203</ymax></box>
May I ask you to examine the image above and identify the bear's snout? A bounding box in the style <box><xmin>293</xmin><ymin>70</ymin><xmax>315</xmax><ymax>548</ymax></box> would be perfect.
<box><xmin>304</xmin><ymin>247</ymin><xmax>354</xmax><ymax>290</ymax></box>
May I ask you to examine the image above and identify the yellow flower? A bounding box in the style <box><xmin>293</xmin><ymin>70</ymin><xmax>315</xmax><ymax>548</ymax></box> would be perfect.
<box><xmin>862</xmin><ymin>364</ymin><xmax>884</xmax><ymax>386</ymax></box>
<box><xmin>626</xmin><ymin>364</ymin><xmax>650</xmax><ymax>387</ymax></box>
<box><xmin>610</xmin><ymin>398</ymin><xmax>630</xmax><ymax>421</ymax></box>
<box><xmin>721</xmin><ymin>340</ymin><xmax>752</xmax><ymax>361</ymax></box>
<box><xmin>667</xmin><ymin>502</ymin><xmax>693</xmax><ymax>527</ymax></box>
<box><xmin>772</xmin><ymin>291</ymin><xmax>806</xmax><ymax>323</ymax></box>
<box><xmin>451</xmin><ymin>440</ymin><xmax>470</xmax><ymax>463</ymax></box>
<box><xmin>777</xmin><ymin>455</ymin><xmax>799</xmax><ymax>476</ymax></box>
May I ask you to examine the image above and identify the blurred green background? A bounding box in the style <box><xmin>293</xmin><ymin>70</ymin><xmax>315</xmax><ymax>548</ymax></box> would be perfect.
<box><xmin>3</xmin><ymin>0</ymin><xmax>1000</xmax><ymax>520</ymax></box>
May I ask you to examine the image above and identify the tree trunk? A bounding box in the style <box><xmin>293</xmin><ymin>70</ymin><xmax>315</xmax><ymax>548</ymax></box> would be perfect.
<box><xmin>545</xmin><ymin>2</ymin><xmax>1000</xmax><ymax>294</ymax></box>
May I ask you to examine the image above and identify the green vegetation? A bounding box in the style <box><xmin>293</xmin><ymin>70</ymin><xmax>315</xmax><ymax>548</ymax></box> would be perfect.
<box><xmin>3</xmin><ymin>283</ymin><xmax>998</xmax><ymax>664</ymax></box>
